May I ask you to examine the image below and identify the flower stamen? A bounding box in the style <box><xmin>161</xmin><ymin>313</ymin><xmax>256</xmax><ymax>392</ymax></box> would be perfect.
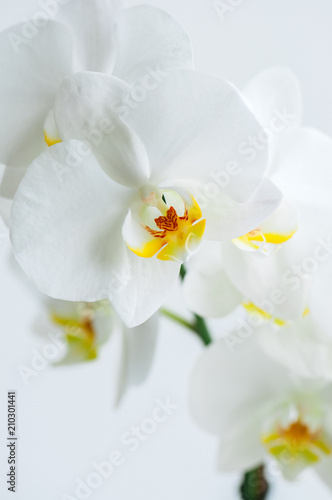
<box><xmin>123</xmin><ymin>190</ymin><xmax>206</xmax><ymax>263</ymax></box>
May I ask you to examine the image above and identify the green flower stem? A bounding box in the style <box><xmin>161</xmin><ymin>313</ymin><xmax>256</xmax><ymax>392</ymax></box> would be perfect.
<box><xmin>161</xmin><ymin>308</ymin><xmax>194</xmax><ymax>332</ymax></box>
<box><xmin>161</xmin><ymin>308</ymin><xmax>212</xmax><ymax>346</ymax></box>
<box><xmin>240</xmin><ymin>465</ymin><xmax>269</xmax><ymax>500</ymax></box>
<box><xmin>161</xmin><ymin>264</ymin><xmax>213</xmax><ymax>346</ymax></box>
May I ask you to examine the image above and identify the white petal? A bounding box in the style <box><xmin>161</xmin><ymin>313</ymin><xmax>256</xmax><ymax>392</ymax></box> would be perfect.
<box><xmin>10</xmin><ymin>140</ymin><xmax>132</xmax><ymax>303</ymax></box>
<box><xmin>110</xmin><ymin>249</ymin><xmax>180</xmax><ymax>327</ymax></box>
<box><xmin>43</xmin><ymin>107</ymin><xmax>61</xmax><ymax>146</ymax></box>
<box><xmin>56</xmin><ymin>0</ymin><xmax>123</xmax><ymax>72</ymax></box>
<box><xmin>309</xmin><ymin>267</ymin><xmax>332</xmax><ymax>344</ymax></box>
<box><xmin>109</xmin><ymin>317</ymin><xmax>128</xmax><ymax>407</ymax></box>
<box><xmin>272</xmin><ymin>127</ymin><xmax>332</xmax><ymax>209</ymax></box>
<box><xmin>112</xmin><ymin>5</ymin><xmax>193</xmax><ymax>84</ymax></box>
<box><xmin>201</xmin><ymin>179</ymin><xmax>283</xmax><ymax>241</ymax></box>
<box><xmin>316</xmin><ymin>458</ymin><xmax>332</xmax><ymax>491</ymax></box>
<box><xmin>257</xmin><ymin>316</ymin><xmax>332</xmax><ymax>381</ymax></box>
<box><xmin>222</xmin><ymin>236</ymin><xmax>310</xmax><ymax>322</ymax></box>
<box><xmin>242</xmin><ymin>67</ymin><xmax>302</xmax><ymax>157</ymax></box>
<box><xmin>217</xmin><ymin>421</ymin><xmax>266</xmax><ymax>473</ymax></box>
<box><xmin>123</xmin><ymin>69</ymin><xmax>269</xmax><ymax>202</ymax></box>
<box><xmin>125</xmin><ymin>313</ymin><xmax>158</xmax><ymax>384</ymax></box>
<box><xmin>189</xmin><ymin>337</ymin><xmax>290</xmax><ymax>437</ymax></box>
<box><xmin>114</xmin><ymin>313</ymin><xmax>159</xmax><ymax>404</ymax></box>
<box><xmin>0</xmin><ymin>20</ymin><xmax>73</xmax><ymax>190</ymax></box>
<box><xmin>54</xmin><ymin>72</ymin><xmax>150</xmax><ymax>187</ymax></box>
<box><xmin>112</xmin><ymin>314</ymin><xmax>158</xmax><ymax>406</ymax></box>
<box><xmin>258</xmin><ymin>198</ymin><xmax>298</xmax><ymax>243</ymax></box>
<box><xmin>232</xmin><ymin>198</ymin><xmax>298</xmax><ymax>252</ymax></box>
<box><xmin>184</xmin><ymin>264</ymin><xmax>242</xmax><ymax>318</ymax></box>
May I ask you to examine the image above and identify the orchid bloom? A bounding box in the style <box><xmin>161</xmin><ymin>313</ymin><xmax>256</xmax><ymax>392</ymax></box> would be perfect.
<box><xmin>39</xmin><ymin>297</ymin><xmax>159</xmax><ymax>405</ymax></box>
<box><xmin>10</xmin><ymin>68</ymin><xmax>282</xmax><ymax>326</ymax></box>
<box><xmin>189</xmin><ymin>335</ymin><xmax>332</xmax><ymax>487</ymax></box>
<box><xmin>0</xmin><ymin>2</ymin><xmax>194</xmax><ymax>224</ymax></box>
<box><xmin>49</xmin><ymin>299</ymin><xmax>113</xmax><ymax>363</ymax></box>
<box><xmin>184</xmin><ymin>68</ymin><xmax>332</xmax><ymax>323</ymax></box>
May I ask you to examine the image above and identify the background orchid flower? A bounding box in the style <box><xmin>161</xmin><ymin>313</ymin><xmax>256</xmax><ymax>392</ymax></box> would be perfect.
<box><xmin>10</xmin><ymin>69</ymin><xmax>282</xmax><ymax>327</ymax></box>
<box><xmin>189</xmin><ymin>335</ymin><xmax>332</xmax><ymax>487</ymax></box>
<box><xmin>48</xmin><ymin>299</ymin><xmax>114</xmax><ymax>363</ymax></box>
<box><xmin>0</xmin><ymin>2</ymin><xmax>194</xmax><ymax>222</ymax></box>
<box><xmin>184</xmin><ymin>68</ymin><xmax>332</xmax><ymax>323</ymax></box>
<box><xmin>44</xmin><ymin>298</ymin><xmax>158</xmax><ymax>405</ymax></box>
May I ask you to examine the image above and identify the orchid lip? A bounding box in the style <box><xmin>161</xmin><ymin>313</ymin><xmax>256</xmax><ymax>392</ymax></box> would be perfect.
<box><xmin>123</xmin><ymin>187</ymin><xmax>206</xmax><ymax>263</ymax></box>
<box><xmin>50</xmin><ymin>301</ymin><xmax>109</xmax><ymax>361</ymax></box>
<box><xmin>233</xmin><ymin>226</ymin><xmax>297</xmax><ymax>254</ymax></box>
<box><xmin>262</xmin><ymin>417</ymin><xmax>331</xmax><ymax>470</ymax></box>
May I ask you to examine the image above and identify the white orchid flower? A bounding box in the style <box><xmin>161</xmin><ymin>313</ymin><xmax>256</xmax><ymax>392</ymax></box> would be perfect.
<box><xmin>189</xmin><ymin>335</ymin><xmax>332</xmax><ymax>487</ymax></box>
<box><xmin>48</xmin><ymin>299</ymin><xmax>114</xmax><ymax>363</ymax></box>
<box><xmin>184</xmin><ymin>68</ymin><xmax>332</xmax><ymax>323</ymax></box>
<box><xmin>0</xmin><ymin>2</ymin><xmax>194</xmax><ymax>220</ymax></box>
<box><xmin>45</xmin><ymin>297</ymin><xmax>158</xmax><ymax>405</ymax></box>
<box><xmin>10</xmin><ymin>68</ymin><xmax>282</xmax><ymax>327</ymax></box>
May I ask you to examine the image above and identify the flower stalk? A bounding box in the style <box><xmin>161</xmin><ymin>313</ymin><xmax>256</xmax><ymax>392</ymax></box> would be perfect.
<box><xmin>161</xmin><ymin>265</ymin><xmax>212</xmax><ymax>346</ymax></box>
<box><xmin>161</xmin><ymin>308</ymin><xmax>212</xmax><ymax>346</ymax></box>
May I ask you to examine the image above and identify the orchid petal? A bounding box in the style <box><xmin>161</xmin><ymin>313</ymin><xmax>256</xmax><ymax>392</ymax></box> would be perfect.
<box><xmin>242</xmin><ymin>67</ymin><xmax>302</xmax><ymax>160</ymax></box>
<box><xmin>257</xmin><ymin>316</ymin><xmax>332</xmax><ymax>381</ymax></box>
<box><xmin>115</xmin><ymin>313</ymin><xmax>158</xmax><ymax>405</ymax></box>
<box><xmin>54</xmin><ymin>72</ymin><xmax>150</xmax><ymax>187</ymax></box>
<box><xmin>10</xmin><ymin>140</ymin><xmax>132</xmax><ymax>303</ymax></box>
<box><xmin>123</xmin><ymin>69</ymin><xmax>269</xmax><ymax>202</ymax></box>
<box><xmin>189</xmin><ymin>337</ymin><xmax>290</xmax><ymax>437</ymax></box>
<box><xmin>272</xmin><ymin>127</ymin><xmax>332</xmax><ymax>209</ymax></box>
<box><xmin>201</xmin><ymin>179</ymin><xmax>283</xmax><ymax>241</ymax></box>
<box><xmin>56</xmin><ymin>0</ymin><xmax>123</xmax><ymax>72</ymax></box>
<box><xmin>222</xmin><ymin>235</ymin><xmax>310</xmax><ymax>322</ymax></box>
<box><xmin>110</xmin><ymin>249</ymin><xmax>180</xmax><ymax>327</ymax></box>
<box><xmin>232</xmin><ymin>198</ymin><xmax>298</xmax><ymax>252</ymax></box>
<box><xmin>217</xmin><ymin>421</ymin><xmax>266</xmax><ymax>473</ymax></box>
<box><xmin>112</xmin><ymin>5</ymin><xmax>193</xmax><ymax>84</ymax></box>
<box><xmin>184</xmin><ymin>260</ymin><xmax>242</xmax><ymax>318</ymax></box>
<box><xmin>0</xmin><ymin>20</ymin><xmax>73</xmax><ymax>196</ymax></box>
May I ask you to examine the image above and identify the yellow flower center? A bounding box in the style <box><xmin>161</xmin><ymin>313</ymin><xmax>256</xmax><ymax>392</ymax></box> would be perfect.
<box><xmin>262</xmin><ymin>418</ymin><xmax>331</xmax><ymax>468</ymax></box>
<box><xmin>51</xmin><ymin>306</ymin><xmax>97</xmax><ymax>361</ymax></box>
<box><xmin>124</xmin><ymin>191</ymin><xmax>206</xmax><ymax>262</ymax></box>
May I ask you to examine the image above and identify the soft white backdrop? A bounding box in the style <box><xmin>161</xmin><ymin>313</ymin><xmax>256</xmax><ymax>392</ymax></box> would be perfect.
<box><xmin>1</xmin><ymin>0</ymin><xmax>332</xmax><ymax>498</ymax></box>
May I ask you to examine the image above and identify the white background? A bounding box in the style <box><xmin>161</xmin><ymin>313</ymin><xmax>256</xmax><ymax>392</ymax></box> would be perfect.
<box><xmin>1</xmin><ymin>0</ymin><xmax>332</xmax><ymax>498</ymax></box>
